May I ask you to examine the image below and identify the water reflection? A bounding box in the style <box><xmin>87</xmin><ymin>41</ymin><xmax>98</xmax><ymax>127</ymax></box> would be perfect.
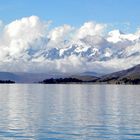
<box><xmin>0</xmin><ymin>84</ymin><xmax>140</xmax><ymax>139</ymax></box>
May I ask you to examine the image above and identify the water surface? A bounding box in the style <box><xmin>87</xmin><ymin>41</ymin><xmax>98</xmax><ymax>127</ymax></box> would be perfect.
<box><xmin>0</xmin><ymin>84</ymin><xmax>140</xmax><ymax>140</ymax></box>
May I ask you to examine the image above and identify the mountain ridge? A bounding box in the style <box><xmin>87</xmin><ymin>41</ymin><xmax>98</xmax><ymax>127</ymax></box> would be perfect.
<box><xmin>95</xmin><ymin>64</ymin><xmax>140</xmax><ymax>84</ymax></box>
<box><xmin>0</xmin><ymin>64</ymin><xmax>140</xmax><ymax>84</ymax></box>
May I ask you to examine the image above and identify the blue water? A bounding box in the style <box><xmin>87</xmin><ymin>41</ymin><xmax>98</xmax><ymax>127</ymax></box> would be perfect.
<box><xmin>0</xmin><ymin>84</ymin><xmax>140</xmax><ymax>140</ymax></box>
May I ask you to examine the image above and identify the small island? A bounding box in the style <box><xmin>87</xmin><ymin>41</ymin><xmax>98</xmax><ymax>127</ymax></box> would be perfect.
<box><xmin>39</xmin><ymin>78</ymin><xmax>83</xmax><ymax>84</ymax></box>
<box><xmin>0</xmin><ymin>80</ymin><xmax>15</xmax><ymax>84</ymax></box>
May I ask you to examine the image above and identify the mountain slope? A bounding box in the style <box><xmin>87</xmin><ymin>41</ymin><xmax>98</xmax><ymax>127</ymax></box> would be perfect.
<box><xmin>0</xmin><ymin>72</ymin><xmax>19</xmax><ymax>81</ymax></box>
<box><xmin>97</xmin><ymin>64</ymin><xmax>140</xmax><ymax>84</ymax></box>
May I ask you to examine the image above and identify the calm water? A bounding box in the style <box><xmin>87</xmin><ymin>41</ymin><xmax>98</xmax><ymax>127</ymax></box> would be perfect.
<box><xmin>0</xmin><ymin>84</ymin><xmax>140</xmax><ymax>140</ymax></box>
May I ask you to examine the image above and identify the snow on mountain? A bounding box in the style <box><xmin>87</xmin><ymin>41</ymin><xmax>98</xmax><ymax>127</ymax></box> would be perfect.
<box><xmin>32</xmin><ymin>32</ymin><xmax>138</xmax><ymax>62</ymax></box>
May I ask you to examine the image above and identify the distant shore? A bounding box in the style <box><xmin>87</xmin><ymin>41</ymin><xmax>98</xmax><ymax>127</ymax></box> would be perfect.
<box><xmin>0</xmin><ymin>80</ymin><xmax>15</xmax><ymax>84</ymax></box>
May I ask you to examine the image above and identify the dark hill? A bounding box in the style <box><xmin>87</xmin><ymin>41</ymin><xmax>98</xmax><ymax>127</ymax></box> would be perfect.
<box><xmin>97</xmin><ymin>64</ymin><xmax>140</xmax><ymax>84</ymax></box>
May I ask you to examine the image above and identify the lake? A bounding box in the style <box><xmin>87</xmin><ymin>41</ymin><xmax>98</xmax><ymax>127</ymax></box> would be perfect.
<box><xmin>0</xmin><ymin>84</ymin><xmax>140</xmax><ymax>140</ymax></box>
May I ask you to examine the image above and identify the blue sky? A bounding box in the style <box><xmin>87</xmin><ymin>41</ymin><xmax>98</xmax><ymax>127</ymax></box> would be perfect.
<box><xmin>0</xmin><ymin>0</ymin><xmax>140</xmax><ymax>31</ymax></box>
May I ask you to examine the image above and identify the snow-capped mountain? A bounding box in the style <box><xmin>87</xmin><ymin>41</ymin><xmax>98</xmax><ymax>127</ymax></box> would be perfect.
<box><xmin>27</xmin><ymin>31</ymin><xmax>140</xmax><ymax>62</ymax></box>
<box><xmin>1</xmin><ymin>30</ymin><xmax>140</xmax><ymax>74</ymax></box>
<box><xmin>1</xmin><ymin>16</ymin><xmax>140</xmax><ymax>74</ymax></box>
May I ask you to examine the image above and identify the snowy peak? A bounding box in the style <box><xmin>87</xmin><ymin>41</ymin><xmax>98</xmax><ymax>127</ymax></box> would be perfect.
<box><xmin>25</xmin><ymin>33</ymin><xmax>140</xmax><ymax>63</ymax></box>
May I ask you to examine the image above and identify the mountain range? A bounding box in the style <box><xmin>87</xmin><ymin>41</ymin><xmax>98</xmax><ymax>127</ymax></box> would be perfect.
<box><xmin>0</xmin><ymin>64</ymin><xmax>140</xmax><ymax>84</ymax></box>
<box><xmin>1</xmin><ymin>26</ymin><xmax>140</xmax><ymax>74</ymax></box>
<box><xmin>1</xmin><ymin>16</ymin><xmax>140</xmax><ymax>75</ymax></box>
<box><xmin>33</xmin><ymin>30</ymin><xmax>140</xmax><ymax>62</ymax></box>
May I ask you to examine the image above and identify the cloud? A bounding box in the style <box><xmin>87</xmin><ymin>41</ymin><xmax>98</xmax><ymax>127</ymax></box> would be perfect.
<box><xmin>74</xmin><ymin>22</ymin><xmax>106</xmax><ymax>40</ymax></box>
<box><xmin>0</xmin><ymin>16</ymin><xmax>140</xmax><ymax>74</ymax></box>
<box><xmin>107</xmin><ymin>29</ymin><xmax>139</xmax><ymax>43</ymax></box>
<box><xmin>4</xmin><ymin>16</ymin><xmax>47</xmax><ymax>42</ymax></box>
<box><xmin>47</xmin><ymin>24</ymin><xmax>73</xmax><ymax>48</ymax></box>
<box><xmin>0</xmin><ymin>16</ymin><xmax>49</xmax><ymax>60</ymax></box>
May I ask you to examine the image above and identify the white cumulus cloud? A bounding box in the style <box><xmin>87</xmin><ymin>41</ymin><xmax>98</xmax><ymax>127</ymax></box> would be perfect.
<box><xmin>74</xmin><ymin>22</ymin><xmax>106</xmax><ymax>40</ymax></box>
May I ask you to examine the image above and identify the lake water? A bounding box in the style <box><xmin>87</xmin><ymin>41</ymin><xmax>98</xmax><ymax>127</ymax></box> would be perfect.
<box><xmin>0</xmin><ymin>84</ymin><xmax>140</xmax><ymax>140</ymax></box>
